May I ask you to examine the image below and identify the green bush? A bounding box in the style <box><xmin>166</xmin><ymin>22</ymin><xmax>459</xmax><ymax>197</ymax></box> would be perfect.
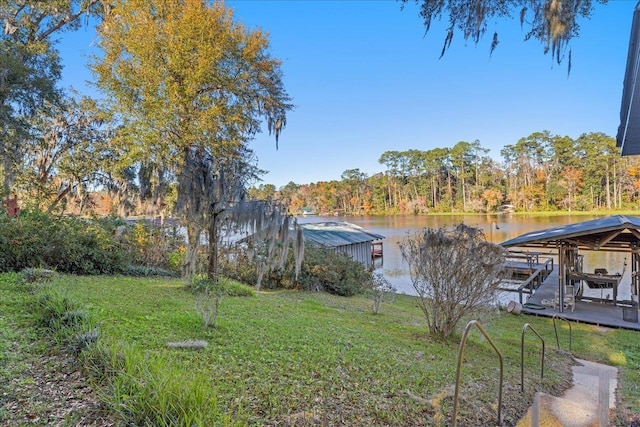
<box><xmin>168</xmin><ymin>248</ymin><xmax>185</xmax><ymax>273</ymax></box>
<box><xmin>223</xmin><ymin>243</ymin><xmax>372</xmax><ymax>296</ymax></box>
<box><xmin>124</xmin><ymin>265</ymin><xmax>179</xmax><ymax>277</ymax></box>
<box><xmin>191</xmin><ymin>275</ymin><xmax>255</xmax><ymax>297</ymax></box>
<box><xmin>219</xmin><ymin>249</ymin><xmax>259</xmax><ymax>287</ymax></box>
<box><xmin>218</xmin><ymin>278</ymin><xmax>255</xmax><ymax>297</ymax></box>
<box><xmin>125</xmin><ymin>222</ymin><xmax>184</xmax><ymax>272</ymax></box>
<box><xmin>298</xmin><ymin>245</ymin><xmax>373</xmax><ymax>296</ymax></box>
<box><xmin>0</xmin><ymin>210</ymin><xmax>129</xmax><ymax>274</ymax></box>
<box><xmin>0</xmin><ymin>211</ymin><xmax>191</xmax><ymax>276</ymax></box>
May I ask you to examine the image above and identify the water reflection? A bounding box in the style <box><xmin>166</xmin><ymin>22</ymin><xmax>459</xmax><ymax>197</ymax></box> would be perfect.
<box><xmin>298</xmin><ymin>214</ymin><xmax>633</xmax><ymax>302</ymax></box>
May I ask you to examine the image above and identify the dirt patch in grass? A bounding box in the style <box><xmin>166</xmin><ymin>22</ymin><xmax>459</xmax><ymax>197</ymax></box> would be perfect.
<box><xmin>0</xmin><ymin>306</ymin><xmax>116</xmax><ymax>427</ymax></box>
<box><xmin>1</xmin><ymin>346</ymin><xmax>115</xmax><ymax>426</ymax></box>
<box><xmin>0</xmin><ymin>346</ymin><xmax>116</xmax><ymax>427</ymax></box>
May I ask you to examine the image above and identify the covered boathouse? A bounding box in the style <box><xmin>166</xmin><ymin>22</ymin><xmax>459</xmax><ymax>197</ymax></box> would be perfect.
<box><xmin>299</xmin><ymin>222</ymin><xmax>384</xmax><ymax>269</ymax></box>
<box><xmin>500</xmin><ymin>215</ymin><xmax>640</xmax><ymax>330</ymax></box>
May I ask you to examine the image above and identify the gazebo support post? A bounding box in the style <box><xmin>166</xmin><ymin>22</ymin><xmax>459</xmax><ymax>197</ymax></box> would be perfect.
<box><xmin>632</xmin><ymin>247</ymin><xmax>640</xmax><ymax>303</ymax></box>
<box><xmin>558</xmin><ymin>244</ymin><xmax>579</xmax><ymax>313</ymax></box>
<box><xmin>558</xmin><ymin>244</ymin><xmax>566</xmax><ymax>313</ymax></box>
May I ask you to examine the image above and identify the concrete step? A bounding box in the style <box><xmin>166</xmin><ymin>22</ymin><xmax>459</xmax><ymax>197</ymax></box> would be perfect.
<box><xmin>517</xmin><ymin>358</ymin><xmax>617</xmax><ymax>427</ymax></box>
<box><xmin>517</xmin><ymin>393</ymin><xmax>600</xmax><ymax>427</ymax></box>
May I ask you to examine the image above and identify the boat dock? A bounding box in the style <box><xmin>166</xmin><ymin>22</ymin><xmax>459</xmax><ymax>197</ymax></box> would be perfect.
<box><xmin>514</xmin><ymin>267</ymin><xmax>640</xmax><ymax>331</ymax></box>
<box><xmin>499</xmin><ymin>216</ymin><xmax>640</xmax><ymax>331</ymax></box>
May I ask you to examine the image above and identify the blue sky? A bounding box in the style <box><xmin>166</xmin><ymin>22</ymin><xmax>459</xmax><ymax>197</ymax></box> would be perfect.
<box><xmin>57</xmin><ymin>0</ymin><xmax>635</xmax><ymax>188</ymax></box>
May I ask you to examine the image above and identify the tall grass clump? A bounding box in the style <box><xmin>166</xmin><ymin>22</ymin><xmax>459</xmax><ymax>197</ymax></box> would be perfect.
<box><xmin>81</xmin><ymin>340</ymin><xmax>236</xmax><ymax>426</ymax></box>
<box><xmin>30</xmin><ymin>284</ymin><xmax>99</xmax><ymax>352</ymax></box>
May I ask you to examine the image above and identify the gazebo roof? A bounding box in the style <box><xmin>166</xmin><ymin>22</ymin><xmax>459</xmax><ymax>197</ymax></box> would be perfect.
<box><xmin>500</xmin><ymin>215</ymin><xmax>640</xmax><ymax>252</ymax></box>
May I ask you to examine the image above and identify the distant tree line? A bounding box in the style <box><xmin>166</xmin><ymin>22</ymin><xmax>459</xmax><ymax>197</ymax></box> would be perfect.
<box><xmin>249</xmin><ymin>131</ymin><xmax>640</xmax><ymax>215</ymax></box>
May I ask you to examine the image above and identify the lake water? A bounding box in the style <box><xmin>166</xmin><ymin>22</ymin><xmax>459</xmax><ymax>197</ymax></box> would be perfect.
<box><xmin>298</xmin><ymin>214</ymin><xmax>635</xmax><ymax>303</ymax></box>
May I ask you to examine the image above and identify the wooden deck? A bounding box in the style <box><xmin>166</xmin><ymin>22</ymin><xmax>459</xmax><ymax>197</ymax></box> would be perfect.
<box><xmin>517</xmin><ymin>268</ymin><xmax>640</xmax><ymax>331</ymax></box>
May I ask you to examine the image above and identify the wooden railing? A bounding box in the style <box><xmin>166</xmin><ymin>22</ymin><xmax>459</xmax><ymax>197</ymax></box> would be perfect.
<box><xmin>499</xmin><ymin>255</ymin><xmax>554</xmax><ymax>304</ymax></box>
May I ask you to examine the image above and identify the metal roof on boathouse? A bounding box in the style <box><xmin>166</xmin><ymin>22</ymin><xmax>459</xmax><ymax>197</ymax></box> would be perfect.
<box><xmin>300</xmin><ymin>222</ymin><xmax>384</xmax><ymax>268</ymax></box>
<box><xmin>300</xmin><ymin>222</ymin><xmax>384</xmax><ymax>246</ymax></box>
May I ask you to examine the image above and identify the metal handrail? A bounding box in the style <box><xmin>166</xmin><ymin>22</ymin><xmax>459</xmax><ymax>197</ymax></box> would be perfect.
<box><xmin>520</xmin><ymin>323</ymin><xmax>545</xmax><ymax>393</ymax></box>
<box><xmin>452</xmin><ymin>320</ymin><xmax>503</xmax><ymax>427</ymax></box>
<box><xmin>552</xmin><ymin>314</ymin><xmax>572</xmax><ymax>352</ymax></box>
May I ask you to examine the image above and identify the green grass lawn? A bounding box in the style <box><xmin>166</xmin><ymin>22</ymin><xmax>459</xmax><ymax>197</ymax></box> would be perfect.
<box><xmin>2</xmin><ymin>274</ymin><xmax>639</xmax><ymax>426</ymax></box>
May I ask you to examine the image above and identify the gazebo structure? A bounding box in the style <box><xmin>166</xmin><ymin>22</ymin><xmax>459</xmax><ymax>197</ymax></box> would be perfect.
<box><xmin>500</xmin><ymin>216</ymin><xmax>640</xmax><ymax>319</ymax></box>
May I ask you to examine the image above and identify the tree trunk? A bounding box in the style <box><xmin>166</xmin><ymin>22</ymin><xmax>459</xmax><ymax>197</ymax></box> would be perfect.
<box><xmin>461</xmin><ymin>177</ymin><xmax>466</xmax><ymax>211</ymax></box>
<box><xmin>432</xmin><ymin>177</ymin><xmax>437</xmax><ymax>208</ymax></box>
<box><xmin>613</xmin><ymin>163</ymin><xmax>618</xmax><ymax>209</ymax></box>
<box><xmin>606</xmin><ymin>162</ymin><xmax>611</xmax><ymax>209</ymax></box>
<box><xmin>184</xmin><ymin>223</ymin><xmax>202</xmax><ymax>282</ymax></box>
<box><xmin>207</xmin><ymin>212</ymin><xmax>220</xmax><ymax>282</ymax></box>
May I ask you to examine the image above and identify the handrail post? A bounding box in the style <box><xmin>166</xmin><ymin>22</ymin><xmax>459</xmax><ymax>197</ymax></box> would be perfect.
<box><xmin>552</xmin><ymin>314</ymin><xmax>572</xmax><ymax>352</ymax></box>
<box><xmin>452</xmin><ymin>320</ymin><xmax>503</xmax><ymax>427</ymax></box>
<box><xmin>521</xmin><ymin>323</ymin><xmax>545</xmax><ymax>392</ymax></box>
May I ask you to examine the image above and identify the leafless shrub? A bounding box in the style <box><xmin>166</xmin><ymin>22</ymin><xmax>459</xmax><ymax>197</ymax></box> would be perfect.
<box><xmin>400</xmin><ymin>223</ymin><xmax>507</xmax><ymax>339</ymax></box>
<box><xmin>194</xmin><ymin>279</ymin><xmax>223</xmax><ymax>328</ymax></box>
<box><xmin>369</xmin><ymin>273</ymin><xmax>397</xmax><ymax>315</ymax></box>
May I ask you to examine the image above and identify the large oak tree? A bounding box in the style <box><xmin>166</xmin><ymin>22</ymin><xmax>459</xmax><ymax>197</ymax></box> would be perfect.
<box><xmin>93</xmin><ymin>0</ymin><xmax>293</xmax><ymax>280</ymax></box>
